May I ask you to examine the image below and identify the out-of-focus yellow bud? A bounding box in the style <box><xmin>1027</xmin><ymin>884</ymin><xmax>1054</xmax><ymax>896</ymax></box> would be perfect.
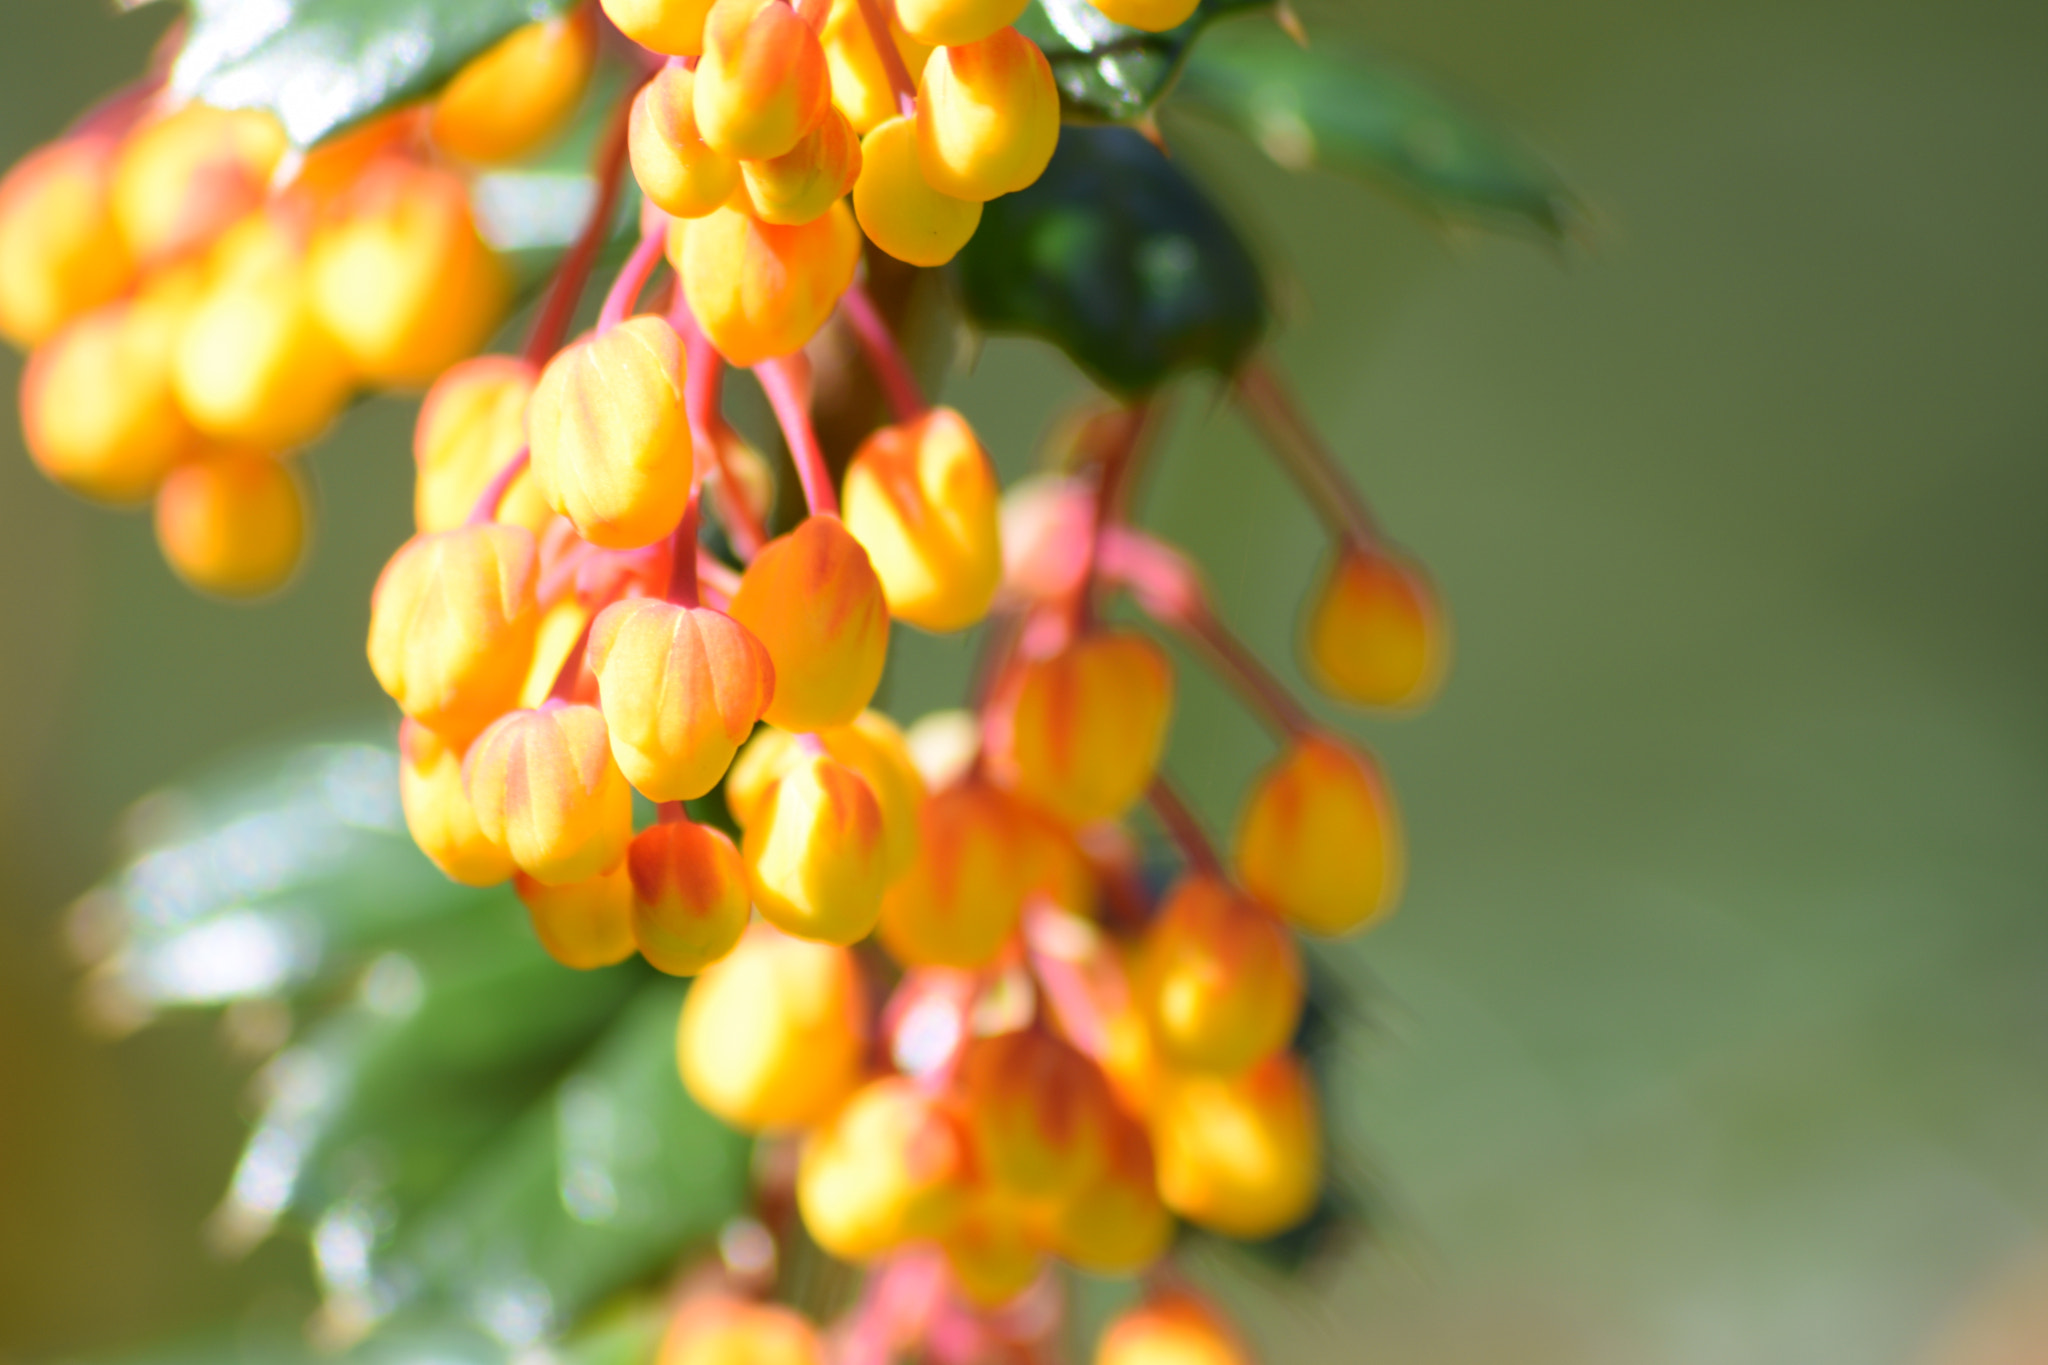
<box><xmin>658</xmin><ymin>1297</ymin><xmax>826</xmax><ymax>1365</ymax></box>
<box><xmin>678</xmin><ymin>922</ymin><xmax>868</xmax><ymax>1131</ymax></box>
<box><xmin>603</xmin><ymin>0</ymin><xmax>719</xmax><ymax>59</ymax></box>
<box><xmin>941</xmin><ymin>1196</ymin><xmax>1043</xmax><ymax>1307</ymax></box>
<box><xmin>588</xmin><ymin>598</ymin><xmax>775</xmax><ymax>802</ymax></box>
<box><xmin>735</xmin><ymin>106</ymin><xmax>862</xmax><ymax>227</ymax></box>
<box><xmin>670</xmin><ymin>201</ymin><xmax>862</xmax><ymax>367</ymax></box>
<box><xmin>1303</xmin><ymin>543</ymin><xmax>1449</xmax><ymax>709</ymax></box>
<box><xmin>466</xmin><ymin>702</ymin><xmax>635</xmax><ymax>886</ymax></box>
<box><xmin>0</xmin><ymin>138</ymin><xmax>132</xmax><ymax>348</ymax></box>
<box><xmin>695</xmin><ymin>0</ymin><xmax>832</xmax><ymax>160</ymax></box>
<box><xmin>852</xmin><ymin>114</ymin><xmax>981</xmax><ymax>268</ymax></box>
<box><xmin>1081</xmin><ymin>0</ymin><xmax>1201</xmax><ymax>34</ymax></box>
<box><xmin>308</xmin><ymin>160</ymin><xmax>508</xmax><ymax>388</ymax></box>
<box><xmin>915</xmin><ymin>28</ymin><xmax>1060</xmax><ymax>202</ymax></box>
<box><xmin>727</xmin><ymin>710</ymin><xmax>925</xmax><ymax>878</ymax></box>
<box><xmin>959</xmin><ymin>1029</ymin><xmax>1116</xmax><ymax>1203</ymax></box>
<box><xmin>412</xmin><ymin>355</ymin><xmax>552</xmax><ymax>534</ymax></box>
<box><xmin>431</xmin><ymin>8</ymin><xmax>599</xmax><ymax>164</ymax></box>
<box><xmin>822</xmin><ymin>0</ymin><xmax>932</xmax><ymax>135</ymax></box>
<box><xmin>111</xmin><ymin>105</ymin><xmax>285</xmax><ymax>269</ymax></box>
<box><xmin>898</xmin><ymin>0</ymin><xmax>1027</xmax><ymax>47</ymax></box>
<box><xmin>515</xmin><ymin>861</ymin><xmax>636</xmax><ymax>969</ymax></box>
<box><xmin>173</xmin><ymin>213</ymin><xmax>356</xmax><ymax>449</ymax></box>
<box><xmin>1234</xmin><ymin>734</ymin><xmax>1403</xmax><ymax>937</ymax></box>
<box><xmin>1096</xmin><ymin>1291</ymin><xmax>1252</xmax><ymax>1365</ymax></box>
<box><xmin>153</xmin><ymin>450</ymin><xmax>309</xmax><ymax>598</ymax></box>
<box><xmin>878</xmin><ymin>782</ymin><xmax>1075</xmax><ymax>969</ymax></box>
<box><xmin>1046</xmin><ymin>1114</ymin><xmax>1172</xmax><ymax>1276</ymax></box>
<box><xmin>1149</xmin><ymin>1052</ymin><xmax>1320</xmax><ymax>1239</ymax></box>
<box><xmin>629</xmin><ymin>64</ymin><xmax>741</xmax><ymax>220</ymax></box>
<box><xmin>742</xmin><ymin>748</ymin><xmax>889</xmax><ymax>944</ymax></box>
<box><xmin>367</xmin><ymin>523</ymin><xmax>540</xmax><ymax>742</ymax></box>
<box><xmin>21</xmin><ymin>273</ymin><xmax>201</xmax><ymax>504</ymax></box>
<box><xmin>998</xmin><ymin>629</ymin><xmax>1174</xmax><ymax>825</ymax></box>
<box><xmin>528</xmin><ymin>314</ymin><xmax>694</xmax><ymax>549</ymax></box>
<box><xmin>728</xmin><ymin>515</ymin><xmax>890</xmax><ymax>731</ymax></box>
<box><xmin>842</xmin><ymin>406</ymin><xmax>1002</xmax><ymax>631</ymax></box>
<box><xmin>1136</xmin><ymin>875</ymin><xmax>1302</xmax><ymax>1075</ymax></box>
<box><xmin>797</xmin><ymin>1076</ymin><xmax>972</xmax><ymax>1260</ymax></box>
<box><xmin>398</xmin><ymin>719</ymin><xmax>518</xmax><ymax>886</ymax></box>
<box><xmin>627</xmin><ymin>819</ymin><xmax>751</xmax><ymax>975</ymax></box>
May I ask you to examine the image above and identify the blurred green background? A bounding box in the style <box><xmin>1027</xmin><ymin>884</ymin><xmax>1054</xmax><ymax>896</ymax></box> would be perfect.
<box><xmin>4</xmin><ymin>0</ymin><xmax>2046</xmax><ymax>1362</ymax></box>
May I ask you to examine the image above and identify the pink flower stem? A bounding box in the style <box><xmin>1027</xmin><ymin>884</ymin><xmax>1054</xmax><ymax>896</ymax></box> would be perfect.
<box><xmin>522</xmin><ymin>94</ymin><xmax>633</xmax><ymax>367</ymax></box>
<box><xmin>669</xmin><ymin>289</ymin><xmax>769</xmax><ymax>558</ymax></box>
<box><xmin>667</xmin><ymin>495</ymin><xmax>702</xmax><ymax>608</ymax></box>
<box><xmin>658</xmin><ymin>801</ymin><xmax>688</xmax><ymax>824</ymax></box>
<box><xmin>1146</xmin><ymin>777</ymin><xmax>1224</xmax><ymax>877</ymax></box>
<box><xmin>755</xmin><ymin>355</ymin><xmax>840</xmax><ymax>517</ymax></box>
<box><xmin>841</xmin><ymin>281</ymin><xmax>930</xmax><ymax>424</ymax></box>
<box><xmin>549</xmin><ymin>616</ymin><xmax>596</xmax><ymax>703</ymax></box>
<box><xmin>1235</xmin><ymin>359</ymin><xmax>1382</xmax><ymax>553</ymax></box>
<box><xmin>853</xmin><ymin>0</ymin><xmax>920</xmax><ymax>117</ymax></box>
<box><xmin>596</xmin><ymin>225</ymin><xmax>667</xmax><ymax>332</ymax></box>
<box><xmin>697</xmin><ymin>551</ymin><xmax>742</xmax><ymax>605</ymax></box>
<box><xmin>465</xmin><ymin>446</ymin><xmax>530</xmax><ymax>527</ymax></box>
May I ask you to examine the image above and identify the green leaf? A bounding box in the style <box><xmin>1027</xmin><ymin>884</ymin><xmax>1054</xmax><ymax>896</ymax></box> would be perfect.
<box><xmin>955</xmin><ymin>125</ymin><xmax>1267</xmax><ymax>397</ymax></box>
<box><xmin>173</xmin><ymin>0</ymin><xmax>578</xmax><ymax>147</ymax></box>
<box><xmin>1018</xmin><ymin>0</ymin><xmax>1270</xmax><ymax>123</ymax></box>
<box><xmin>1172</xmin><ymin>28</ymin><xmax>1579</xmax><ymax>239</ymax></box>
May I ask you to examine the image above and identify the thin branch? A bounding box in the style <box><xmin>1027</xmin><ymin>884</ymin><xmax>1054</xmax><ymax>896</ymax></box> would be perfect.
<box><xmin>853</xmin><ymin>0</ymin><xmax>919</xmax><ymax>117</ymax></box>
<box><xmin>1147</xmin><ymin>777</ymin><xmax>1224</xmax><ymax>877</ymax></box>
<box><xmin>1235</xmin><ymin>359</ymin><xmax>1381</xmax><ymax>552</ymax></box>
<box><xmin>596</xmin><ymin>225</ymin><xmax>667</xmax><ymax>332</ymax></box>
<box><xmin>464</xmin><ymin>446</ymin><xmax>530</xmax><ymax>527</ymax></box>
<box><xmin>667</xmin><ymin>495</ymin><xmax>702</xmax><ymax>608</ymax></box>
<box><xmin>755</xmin><ymin>355</ymin><xmax>839</xmax><ymax>517</ymax></box>
<box><xmin>840</xmin><ymin>281</ymin><xmax>928</xmax><ymax>424</ymax></box>
<box><xmin>522</xmin><ymin>95</ymin><xmax>633</xmax><ymax>367</ymax></box>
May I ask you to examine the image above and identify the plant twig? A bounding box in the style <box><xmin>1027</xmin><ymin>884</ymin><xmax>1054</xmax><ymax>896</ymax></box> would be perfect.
<box><xmin>840</xmin><ymin>281</ymin><xmax>929</xmax><ymax>424</ymax></box>
<box><xmin>522</xmin><ymin>96</ymin><xmax>633</xmax><ymax>367</ymax></box>
<box><xmin>756</xmin><ymin>355</ymin><xmax>839</xmax><ymax>517</ymax></box>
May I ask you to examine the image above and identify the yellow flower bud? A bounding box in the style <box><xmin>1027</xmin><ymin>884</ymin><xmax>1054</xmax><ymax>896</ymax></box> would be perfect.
<box><xmin>999</xmin><ymin>629</ymin><xmax>1174</xmax><ymax>825</ymax></box>
<box><xmin>670</xmin><ymin>201</ymin><xmax>863</xmax><ymax>367</ymax></box>
<box><xmin>466</xmin><ymin>703</ymin><xmax>636</xmax><ymax>886</ymax></box>
<box><xmin>842</xmin><ymin>406</ymin><xmax>1001</xmax><ymax>630</ymax></box>
<box><xmin>412</xmin><ymin>355</ymin><xmax>552</xmax><ymax>535</ymax></box>
<box><xmin>528</xmin><ymin>314</ymin><xmax>695</xmax><ymax>549</ymax></box>
<box><xmin>628</xmin><ymin>64</ymin><xmax>741</xmax><ymax>220</ymax></box>
<box><xmin>897</xmin><ymin>0</ymin><xmax>1027</xmax><ymax>48</ymax></box>
<box><xmin>736</xmin><ymin>106</ymin><xmax>862</xmax><ymax>227</ymax></box>
<box><xmin>852</xmin><ymin>114</ymin><xmax>982</xmax><ymax>268</ymax></box>
<box><xmin>915</xmin><ymin>28</ymin><xmax>1060</xmax><ymax>202</ymax></box>
<box><xmin>958</xmin><ymin>1029</ymin><xmax>1117</xmax><ymax>1203</ymax></box>
<box><xmin>398</xmin><ymin>720</ymin><xmax>517</xmax><ymax>886</ymax></box>
<box><xmin>431</xmin><ymin>8</ymin><xmax>599</xmax><ymax>164</ymax></box>
<box><xmin>627</xmin><ymin>820</ymin><xmax>750</xmax><ymax>975</ymax></box>
<box><xmin>877</xmin><ymin>782</ymin><xmax>1073</xmax><ymax>969</ymax></box>
<box><xmin>941</xmin><ymin>1196</ymin><xmax>1043</xmax><ymax>1307</ymax></box>
<box><xmin>1096</xmin><ymin>1291</ymin><xmax>1252</xmax><ymax>1365</ymax></box>
<box><xmin>1046</xmin><ymin>1115</ymin><xmax>1172</xmax><ymax>1276</ymax></box>
<box><xmin>797</xmin><ymin>1076</ymin><xmax>972</xmax><ymax>1260</ymax></box>
<box><xmin>727</xmin><ymin>710</ymin><xmax>925</xmax><ymax>878</ymax></box>
<box><xmin>515</xmin><ymin>861</ymin><xmax>637</xmax><ymax>969</ymax></box>
<box><xmin>695</xmin><ymin>0</ymin><xmax>832</xmax><ymax>160</ymax></box>
<box><xmin>153</xmin><ymin>450</ymin><xmax>309</xmax><ymax>598</ymax></box>
<box><xmin>0</xmin><ymin>138</ymin><xmax>132</xmax><ymax>348</ymax></box>
<box><xmin>1303</xmin><ymin>544</ymin><xmax>1449</xmax><ymax>709</ymax></box>
<box><xmin>728</xmin><ymin>515</ymin><xmax>890</xmax><ymax>732</ymax></box>
<box><xmin>588</xmin><ymin>598</ymin><xmax>776</xmax><ymax>802</ymax></box>
<box><xmin>1234</xmin><ymin>734</ymin><xmax>1403</xmax><ymax>937</ymax></box>
<box><xmin>1081</xmin><ymin>0</ymin><xmax>1201</xmax><ymax>34</ymax></box>
<box><xmin>110</xmin><ymin>105</ymin><xmax>285</xmax><ymax>269</ymax></box>
<box><xmin>742</xmin><ymin>748</ymin><xmax>889</xmax><ymax>944</ymax></box>
<box><xmin>822</xmin><ymin>0</ymin><xmax>932</xmax><ymax>135</ymax></box>
<box><xmin>659</xmin><ymin>1298</ymin><xmax>826</xmax><ymax>1365</ymax></box>
<box><xmin>678</xmin><ymin>922</ymin><xmax>868</xmax><ymax>1131</ymax></box>
<box><xmin>1136</xmin><ymin>875</ymin><xmax>1302</xmax><ymax>1075</ymax></box>
<box><xmin>603</xmin><ymin>0</ymin><xmax>719</xmax><ymax>58</ymax></box>
<box><xmin>367</xmin><ymin>523</ymin><xmax>541</xmax><ymax>743</ymax></box>
<box><xmin>1149</xmin><ymin>1052</ymin><xmax>1320</xmax><ymax>1239</ymax></box>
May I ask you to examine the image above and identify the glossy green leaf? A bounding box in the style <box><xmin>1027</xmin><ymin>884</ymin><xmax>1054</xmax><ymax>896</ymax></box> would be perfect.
<box><xmin>955</xmin><ymin>125</ymin><xmax>1267</xmax><ymax>397</ymax></box>
<box><xmin>1018</xmin><ymin>0</ymin><xmax>1270</xmax><ymax>123</ymax></box>
<box><xmin>1172</xmin><ymin>28</ymin><xmax>1579</xmax><ymax>239</ymax></box>
<box><xmin>173</xmin><ymin>0</ymin><xmax>578</xmax><ymax>147</ymax></box>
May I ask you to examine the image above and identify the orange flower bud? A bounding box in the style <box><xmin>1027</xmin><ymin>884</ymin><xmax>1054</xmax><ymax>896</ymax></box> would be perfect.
<box><xmin>958</xmin><ymin>1029</ymin><xmax>1117</xmax><ymax>1203</ymax></box>
<box><xmin>728</xmin><ymin>515</ymin><xmax>890</xmax><ymax>731</ymax></box>
<box><xmin>412</xmin><ymin>355</ymin><xmax>552</xmax><ymax>535</ymax></box>
<box><xmin>21</xmin><ymin>274</ymin><xmax>201</xmax><ymax>505</ymax></box>
<box><xmin>1096</xmin><ymin>1291</ymin><xmax>1252</xmax><ymax>1365</ymax></box>
<box><xmin>694</xmin><ymin>0</ymin><xmax>832</xmax><ymax>161</ymax></box>
<box><xmin>398</xmin><ymin>720</ymin><xmax>517</xmax><ymax>886</ymax></box>
<box><xmin>1149</xmin><ymin>1052</ymin><xmax>1320</xmax><ymax>1239</ymax></box>
<box><xmin>736</xmin><ymin>106</ymin><xmax>862</xmax><ymax>227</ymax></box>
<box><xmin>1047</xmin><ymin>1114</ymin><xmax>1172</xmax><ymax>1276</ymax></box>
<box><xmin>670</xmin><ymin>201</ymin><xmax>863</xmax><ymax>367</ymax></box>
<box><xmin>1136</xmin><ymin>875</ymin><xmax>1302</xmax><ymax>1075</ymax></box>
<box><xmin>308</xmin><ymin>161</ymin><xmax>508</xmax><ymax>388</ymax></box>
<box><xmin>659</xmin><ymin>1298</ymin><xmax>825</xmax><ymax>1365</ymax></box>
<box><xmin>1234</xmin><ymin>734</ymin><xmax>1403</xmax><ymax>937</ymax></box>
<box><xmin>998</xmin><ymin>629</ymin><xmax>1174</xmax><ymax>826</ymax></box>
<box><xmin>0</xmin><ymin>138</ymin><xmax>131</xmax><ymax>348</ymax></box>
<box><xmin>528</xmin><ymin>314</ymin><xmax>695</xmax><ymax>549</ymax></box>
<box><xmin>797</xmin><ymin>1076</ymin><xmax>972</xmax><ymax>1260</ymax></box>
<box><xmin>588</xmin><ymin>598</ymin><xmax>775</xmax><ymax>802</ymax></box>
<box><xmin>627</xmin><ymin>819</ymin><xmax>751</xmax><ymax>975</ymax></box>
<box><xmin>515</xmin><ymin>861</ymin><xmax>636</xmax><ymax>969</ymax></box>
<box><xmin>678</xmin><ymin>922</ymin><xmax>868</xmax><ymax>1131</ymax></box>
<box><xmin>431</xmin><ymin>8</ymin><xmax>599</xmax><ymax>164</ymax></box>
<box><xmin>915</xmin><ymin>28</ymin><xmax>1060</xmax><ymax>202</ymax></box>
<box><xmin>941</xmin><ymin>1196</ymin><xmax>1043</xmax><ymax>1307</ymax></box>
<box><xmin>628</xmin><ymin>65</ymin><xmax>741</xmax><ymax>220</ymax></box>
<box><xmin>822</xmin><ymin>0</ymin><xmax>932</xmax><ymax>135</ymax></box>
<box><xmin>852</xmin><ymin>114</ymin><xmax>982</xmax><ymax>268</ymax></box>
<box><xmin>727</xmin><ymin>710</ymin><xmax>925</xmax><ymax>878</ymax></box>
<box><xmin>465</xmin><ymin>703</ymin><xmax>635</xmax><ymax>886</ymax></box>
<box><xmin>1081</xmin><ymin>0</ymin><xmax>1201</xmax><ymax>34</ymax></box>
<box><xmin>898</xmin><ymin>0</ymin><xmax>1026</xmax><ymax>47</ymax></box>
<box><xmin>742</xmin><ymin>747</ymin><xmax>889</xmax><ymax>943</ymax></box>
<box><xmin>367</xmin><ymin>523</ymin><xmax>541</xmax><ymax>742</ymax></box>
<box><xmin>173</xmin><ymin>213</ymin><xmax>355</xmax><ymax>449</ymax></box>
<box><xmin>603</xmin><ymin>0</ymin><xmax>719</xmax><ymax>59</ymax></box>
<box><xmin>153</xmin><ymin>450</ymin><xmax>309</xmax><ymax>598</ymax></box>
<box><xmin>110</xmin><ymin>105</ymin><xmax>285</xmax><ymax>269</ymax></box>
<box><xmin>878</xmin><ymin>782</ymin><xmax>1075</xmax><ymax>969</ymax></box>
<box><xmin>842</xmin><ymin>406</ymin><xmax>1002</xmax><ymax>631</ymax></box>
<box><xmin>1303</xmin><ymin>544</ymin><xmax>1449</xmax><ymax>709</ymax></box>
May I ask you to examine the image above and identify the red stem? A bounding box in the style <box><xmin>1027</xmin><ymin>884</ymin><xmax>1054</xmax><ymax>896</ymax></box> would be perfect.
<box><xmin>549</xmin><ymin>616</ymin><xmax>596</xmax><ymax>702</ymax></box>
<box><xmin>840</xmin><ymin>281</ymin><xmax>929</xmax><ymax>424</ymax></box>
<box><xmin>1147</xmin><ymin>777</ymin><xmax>1224</xmax><ymax>878</ymax></box>
<box><xmin>465</xmin><ymin>446</ymin><xmax>530</xmax><ymax>527</ymax></box>
<box><xmin>697</xmin><ymin>552</ymin><xmax>741</xmax><ymax>606</ymax></box>
<box><xmin>522</xmin><ymin>96</ymin><xmax>633</xmax><ymax>367</ymax></box>
<box><xmin>597</xmin><ymin>226</ymin><xmax>667</xmax><ymax>332</ymax></box>
<box><xmin>670</xmin><ymin>290</ymin><xmax>769</xmax><ymax>559</ymax></box>
<box><xmin>667</xmin><ymin>496</ymin><xmax>702</xmax><ymax>608</ymax></box>
<box><xmin>1236</xmin><ymin>359</ymin><xmax>1381</xmax><ymax>552</ymax></box>
<box><xmin>853</xmin><ymin>0</ymin><xmax>920</xmax><ymax>117</ymax></box>
<box><xmin>755</xmin><ymin>356</ymin><xmax>839</xmax><ymax>517</ymax></box>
